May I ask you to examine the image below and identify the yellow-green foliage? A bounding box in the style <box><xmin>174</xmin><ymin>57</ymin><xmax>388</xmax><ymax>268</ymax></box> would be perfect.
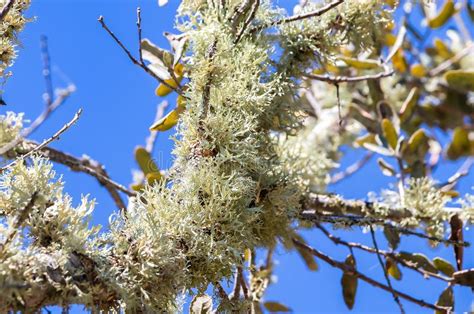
<box><xmin>0</xmin><ymin>0</ymin><xmax>31</xmax><ymax>83</ymax></box>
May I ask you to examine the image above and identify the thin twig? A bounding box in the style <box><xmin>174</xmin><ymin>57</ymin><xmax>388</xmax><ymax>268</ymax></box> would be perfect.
<box><xmin>292</xmin><ymin>239</ymin><xmax>450</xmax><ymax>312</ymax></box>
<box><xmin>369</xmin><ymin>225</ymin><xmax>405</xmax><ymax>314</ymax></box>
<box><xmin>429</xmin><ymin>43</ymin><xmax>474</xmax><ymax>77</ymax></box>
<box><xmin>233</xmin><ymin>0</ymin><xmax>260</xmax><ymax>45</ymax></box>
<box><xmin>215</xmin><ymin>282</ymin><xmax>229</xmax><ymax>300</ymax></box>
<box><xmin>98</xmin><ymin>15</ymin><xmax>183</xmax><ymax>95</ymax></box>
<box><xmin>0</xmin><ymin>0</ymin><xmax>14</xmax><ymax>21</ymax></box>
<box><xmin>303</xmin><ymin>211</ymin><xmax>470</xmax><ymax>247</ymax></box>
<box><xmin>1</xmin><ymin>109</ymin><xmax>83</xmax><ymax>172</ymax></box>
<box><xmin>384</xmin><ymin>26</ymin><xmax>407</xmax><ymax>64</ymax></box>
<box><xmin>19</xmin><ymin>140</ymin><xmax>134</xmax><ymax>208</ymax></box>
<box><xmin>303</xmin><ymin>67</ymin><xmax>394</xmax><ymax>84</ymax></box>
<box><xmin>145</xmin><ymin>101</ymin><xmax>169</xmax><ymax>153</ymax></box>
<box><xmin>331</xmin><ymin>153</ymin><xmax>373</xmax><ymax>184</ymax></box>
<box><xmin>198</xmin><ymin>39</ymin><xmax>218</xmax><ymax>130</ymax></box>
<box><xmin>40</xmin><ymin>35</ymin><xmax>54</xmax><ymax>106</ymax></box>
<box><xmin>136</xmin><ymin>7</ymin><xmax>144</xmax><ymax>64</ymax></box>
<box><xmin>315</xmin><ymin>223</ymin><xmax>451</xmax><ymax>282</ymax></box>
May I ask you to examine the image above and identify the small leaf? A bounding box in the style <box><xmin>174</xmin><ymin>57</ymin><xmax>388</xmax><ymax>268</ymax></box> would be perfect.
<box><xmin>264</xmin><ymin>302</ymin><xmax>291</xmax><ymax>313</ymax></box>
<box><xmin>135</xmin><ymin>146</ymin><xmax>159</xmax><ymax>175</ymax></box>
<box><xmin>383</xmin><ymin>225</ymin><xmax>400</xmax><ymax>249</ymax></box>
<box><xmin>190</xmin><ymin>294</ymin><xmax>213</xmax><ymax>314</ymax></box>
<box><xmin>397</xmin><ymin>252</ymin><xmax>438</xmax><ymax>273</ymax></box>
<box><xmin>452</xmin><ymin>268</ymin><xmax>474</xmax><ymax>288</ymax></box>
<box><xmin>340</xmin><ymin>57</ymin><xmax>380</xmax><ymax>70</ymax></box>
<box><xmin>155</xmin><ymin>65</ymin><xmax>185</xmax><ymax>97</ymax></box>
<box><xmin>381</xmin><ymin>119</ymin><xmax>398</xmax><ymax>150</ymax></box>
<box><xmin>410</xmin><ymin>63</ymin><xmax>426</xmax><ymax>78</ymax></box>
<box><xmin>377</xmin><ymin>158</ymin><xmax>396</xmax><ymax>177</ymax></box>
<box><xmin>146</xmin><ymin>172</ymin><xmax>163</xmax><ymax>185</ymax></box>
<box><xmin>444</xmin><ymin>70</ymin><xmax>474</xmax><ymax>92</ymax></box>
<box><xmin>392</xmin><ymin>49</ymin><xmax>408</xmax><ymax>73</ymax></box>
<box><xmin>433</xmin><ymin>38</ymin><xmax>454</xmax><ymax>59</ymax></box>
<box><xmin>433</xmin><ymin>257</ymin><xmax>455</xmax><ymax>277</ymax></box>
<box><xmin>447</xmin><ymin>127</ymin><xmax>470</xmax><ymax>160</ymax></box>
<box><xmin>428</xmin><ymin>0</ymin><xmax>456</xmax><ymax>28</ymax></box>
<box><xmin>362</xmin><ymin>143</ymin><xmax>393</xmax><ymax>156</ymax></box>
<box><xmin>149</xmin><ymin>109</ymin><xmax>181</xmax><ymax>131</ymax></box>
<box><xmin>354</xmin><ymin>133</ymin><xmax>377</xmax><ymax>148</ymax></box>
<box><xmin>386</xmin><ymin>258</ymin><xmax>402</xmax><ymax>281</ymax></box>
<box><xmin>435</xmin><ymin>287</ymin><xmax>454</xmax><ymax>314</ymax></box>
<box><xmin>158</xmin><ymin>0</ymin><xmax>169</xmax><ymax>6</ymax></box>
<box><xmin>141</xmin><ymin>38</ymin><xmax>173</xmax><ymax>68</ymax></box>
<box><xmin>341</xmin><ymin>255</ymin><xmax>358</xmax><ymax>310</ymax></box>
<box><xmin>164</xmin><ymin>32</ymin><xmax>188</xmax><ymax>67</ymax></box>
<box><xmin>399</xmin><ymin>87</ymin><xmax>419</xmax><ymax>123</ymax></box>
<box><xmin>449</xmin><ymin>214</ymin><xmax>463</xmax><ymax>271</ymax></box>
<box><xmin>295</xmin><ymin>246</ymin><xmax>318</xmax><ymax>271</ymax></box>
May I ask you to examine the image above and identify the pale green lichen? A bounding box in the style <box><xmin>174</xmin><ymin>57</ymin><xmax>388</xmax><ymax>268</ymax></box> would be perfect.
<box><xmin>0</xmin><ymin>111</ymin><xmax>23</xmax><ymax>148</ymax></box>
<box><xmin>0</xmin><ymin>0</ymin><xmax>31</xmax><ymax>84</ymax></box>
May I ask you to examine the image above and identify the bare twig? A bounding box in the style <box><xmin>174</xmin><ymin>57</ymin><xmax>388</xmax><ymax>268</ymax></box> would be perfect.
<box><xmin>276</xmin><ymin>0</ymin><xmax>342</xmax><ymax>26</ymax></box>
<box><xmin>292</xmin><ymin>239</ymin><xmax>450</xmax><ymax>312</ymax></box>
<box><xmin>215</xmin><ymin>282</ymin><xmax>229</xmax><ymax>300</ymax></box>
<box><xmin>1</xmin><ymin>109</ymin><xmax>83</xmax><ymax>172</ymax></box>
<box><xmin>384</xmin><ymin>26</ymin><xmax>407</xmax><ymax>64</ymax></box>
<box><xmin>40</xmin><ymin>36</ymin><xmax>54</xmax><ymax>106</ymax></box>
<box><xmin>429</xmin><ymin>43</ymin><xmax>474</xmax><ymax>77</ymax></box>
<box><xmin>331</xmin><ymin>153</ymin><xmax>373</xmax><ymax>184</ymax></box>
<box><xmin>145</xmin><ymin>101</ymin><xmax>169</xmax><ymax>153</ymax></box>
<box><xmin>98</xmin><ymin>15</ymin><xmax>183</xmax><ymax>95</ymax></box>
<box><xmin>233</xmin><ymin>0</ymin><xmax>260</xmax><ymax>45</ymax></box>
<box><xmin>19</xmin><ymin>140</ymin><xmax>134</xmax><ymax>209</ymax></box>
<box><xmin>304</xmin><ymin>211</ymin><xmax>470</xmax><ymax>247</ymax></box>
<box><xmin>369</xmin><ymin>225</ymin><xmax>405</xmax><ymax>314</ymax></box>
<box><xmin>315</xmin><ymin>223</ymin><xmax>451</xmax><ymax>282</ymax></box>
<box><xmin>303</xmin><ymin>67</ymin><xmax>394</xmax><ymax>84</ymax></box>
<box><xmin>198</xmin><ymin>39</ymin><xmax>218</xmax><ymax>129</ymax></box>
<box><xmin>0</xmin><ymin>0</ymin><xmax>14</xmax><ymax>21</ymax></box>
<box><xmin>136</xmin><ymin>7</ymin><xmax>144</xmax><ymax>64</ymax></box>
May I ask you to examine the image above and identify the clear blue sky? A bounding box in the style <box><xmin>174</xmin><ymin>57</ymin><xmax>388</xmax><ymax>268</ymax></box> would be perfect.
<box><xmin>4</xmin><ymin>0</ymin><xmax>473</xmax><ymax>313</ymax></box>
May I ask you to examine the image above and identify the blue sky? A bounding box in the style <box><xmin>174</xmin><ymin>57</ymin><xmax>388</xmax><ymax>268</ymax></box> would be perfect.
<box><xmin>3</xmin><ymin>0</ymin><xmax>473</xmax><ymax>313</ymax></box>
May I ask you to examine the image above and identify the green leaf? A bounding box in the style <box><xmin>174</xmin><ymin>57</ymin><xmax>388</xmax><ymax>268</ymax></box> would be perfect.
<box><xmin>449</xmin><ymin>214</ymin><xmax>464</xmax><ymax>271</ymax></box>
<box><xmin>134</xmin><ymin>146</ymin><xmax>159</xmax><ymax>175</ymax></box>
<box><xmin>381</xmin><ymin>119</ymin><xmax>398</xmax><ymax>150</ymax></box>
<box><xmin>293</xmin><ymin>237</ymin><xmax>318</xmax><ymax>272</ymax></box>
<box><xmin>386</xmin><ymin>258</ymin><xmax>402</xmax><ymax>281</ymax></box>
<box><xmin>397</xmin><ymin>252</ymin><xmax>438</xmax><ymax>273</ymax></box>
<box><xmin>447</xmin><ymin>127</ymin><xmax>470</xmax><ymax>160</ymax></box>
<box><xmin>444</xmin><ymin>70</ymin><xmax>474</xmax><ymax>92</ymax></box>
<box><xmin>427</xmin><ymin>0</ymin><xmax>456</xmax><ymax>29</ymax></box>
<box><xmin>433</xmin><ymin>257</ymin><xmax>455</xmax><ymax>277</ymax></box>
<box><xmin>264</xmin><ymin>302</ymin><xmax>291</xmax><ymax>313</ymax></box>
<box><xmin>341</xmin><ymin>255</ymin><xmax>358</xmax><ymax>310</ymax></box>
<box><xmin>362</xmin><ymin>143</ymin><xmax>394</xmax><ymax>156</ymax></box>
<box><xmin>340</xmin><ymin>57</ymin><xmax>380</xmax><ymax>70</ymax></box>
<box><xmin>383</xmin><ymin>225</ymin><xmax>400</xmax><ymax>249</ymax></box>
<box><xmin>399</xmin><ymin>87</ymin><xmax>419</xmax><ymax>123</ymax></box>
<box><xmin>435</xmin><ymin>287</ymin><xmax>454</xmax><ymax>314</ymax></box>
<box><xmin>190</xmin><ymin>294</ymin><xmax>213</xmax><ymax>314</ymax></box>
<box><xmin>452</xmin><ymin>269</ymin><xmax>474</xmax><ymax>288</ymax></box>
<box><xmin>149</xmin><ymin>109</ymin><xmax>181</xmax><ymax>131</ymax></box>
<box><xmin>377</xmin><ymin>158</ymin><xmax>396</xmax><ymax>176</ymax></box>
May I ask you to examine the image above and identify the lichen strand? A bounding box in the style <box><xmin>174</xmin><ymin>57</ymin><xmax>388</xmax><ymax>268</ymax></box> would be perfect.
<box><xmin>104</xmin><ymin>1</ymin><xmax>395</xmax><ymax>311</ymax></box>
<box><xmin>0</xmin><ymin>0</ymin><xmax>31</xmax><ymax>84</ymax></box>
<box><xmin>0</xmin><ymin>158</ymin><xmax>108</xmax><ymax>312</ymax></box>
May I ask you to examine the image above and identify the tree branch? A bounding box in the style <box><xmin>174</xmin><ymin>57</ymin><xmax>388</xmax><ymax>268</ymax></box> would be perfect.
<box><xmin>303</xmin><ymin>66</ymin><xmax>394</xmax><ymax>84</ymax></box>
<box><xmin>292</xmin><ymin>239</ymin><xmax>451</xmax><ymax>312</ymax></box>
<box><xmin>369</xmin><ymin>225</ymin><xmax>405</xmax><ymax>313</ymax></box>
<box><xmin>0</xmin><ymin>0</ymin><xmax>14</xmax><ymax>21</ymax></box>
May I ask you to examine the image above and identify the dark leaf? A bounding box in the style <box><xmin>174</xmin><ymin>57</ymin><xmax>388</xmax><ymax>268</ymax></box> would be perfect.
<box><xmin>386</xmin><ymin>258</ymin><xmax>402</xmax><ymax>281</ymax></box>
<box><xmin>435</xmin><ymin>286</ymin><xmax>454</xmax><ymax>314</ymax></box>
<box><xmin>341</xmin><ymin>255</ymin><xmax>358</xmax><ymax>310</ymax></box>
<box><xmin>449</xmin><ymin>214</ymin><xmax>463</xmax><ymax>270</ymax></box>
<box><xmin>433</xmin><ymin>257</ymin><xmax>455</xmax><ymax>277</ymax></box>
<box><xmin>452</xmin><ymin>268</ymin><xmax>474</xmax><ymax>288</ymax></box>
<box><xmin>383</xmin><ymin>225</ymin><xmax>400</xmax><ymax>249</ymax></box>
<box><xmin>264</xmin><ymin>302</ymin><xmax>291</xmax><ymax>313</ymax></box>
